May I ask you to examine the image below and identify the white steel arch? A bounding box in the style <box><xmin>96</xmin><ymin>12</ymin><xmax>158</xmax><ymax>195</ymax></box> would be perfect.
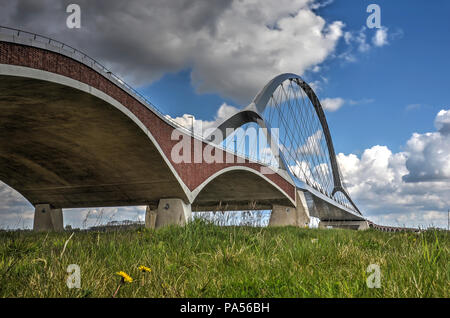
<box><xmin>208</xmin><ymin>73</ymin><xmax>361</xmax><ymax>215</ymax></box>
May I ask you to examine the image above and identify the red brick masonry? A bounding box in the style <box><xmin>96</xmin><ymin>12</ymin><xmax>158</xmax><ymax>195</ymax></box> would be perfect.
<box><xmin>0</xmin><ymin>41</ymin><xmax>295</xmax><ymax>201</ymax></box>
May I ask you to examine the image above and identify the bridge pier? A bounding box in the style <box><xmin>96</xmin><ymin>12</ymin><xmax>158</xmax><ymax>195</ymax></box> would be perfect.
<box><xmin>146</xmin><ymin>198</ymin><xmax>192</xmax><ymax>229</ymax></box>
<box><xmin>268</xmin><ymin>190</ymin><xmax>310</xmax><ymax>227</ymax></box>
<box><xmin>33</xmin><ymin>204</ymin><xmax>64</xmax><ymax>232</ymax></box>
<box><xmin>318</xmin><ymin>220</ymin><xmax>369</xmax><ymax>231</ymax></box>
<box><xmin>145</xmin><ymin>206</ymin><xmax>157</xmax><ymax>229</ymax></box>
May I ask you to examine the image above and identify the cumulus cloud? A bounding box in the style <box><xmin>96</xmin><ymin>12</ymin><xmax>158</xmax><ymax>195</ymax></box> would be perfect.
<box><xmin>399</xmin><ymin>109</ymin><xmax>450</xmax><ymax>182</ymax></box>
<box><xmin>0</xmin><ymin>0</ymin><xmax>344</xmax><ymax>104</ymax></box>
<box><xmin>321</xmin><ymin>97</ymin><xmax>345</xmax><ymax>111</ymax></box>
<box><xmin>435</xmin><ymin>109</ymin><xmax>450</xmax><ymax>135</ymax></box>
<box><xmin>402</xmin><ymin>133</ymin><xmax>450</xmax><ymax>182</ymax></box>
<box><xmin>337</xmin><ymin>110</ymin><xmax>450</xmax><ymax>228</ymax></box>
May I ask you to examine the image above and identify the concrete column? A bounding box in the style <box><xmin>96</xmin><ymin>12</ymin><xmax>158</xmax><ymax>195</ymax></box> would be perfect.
<box><xmin>144</xmin><ymin>206</ymin><xmax>157</xmax><ymax>229</ymax></box>
<box><xmin>319</xmin><ymin>220</ymin><xmax>369</xmax><ymax>231</ymax></box>
<box><xmin>33</xmin><ymin>204</ymin><xmax>64</xmax><ymax>232</ymax></box>
<box><xmin>269</xmin><ymin>190</ymin><xmax>310</xmax><ymax>227</ymax></box>
<box><xmin>154</xmin><ymin>198</ymin><xmax>192</xmax><ymax>229</ymax></box>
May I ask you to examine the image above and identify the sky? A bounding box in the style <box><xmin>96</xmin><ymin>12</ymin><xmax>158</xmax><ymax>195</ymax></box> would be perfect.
<box><xmin>0</xmin><ymin>0</ymin><xmax>449</xmax><ymax>229</ymax></box>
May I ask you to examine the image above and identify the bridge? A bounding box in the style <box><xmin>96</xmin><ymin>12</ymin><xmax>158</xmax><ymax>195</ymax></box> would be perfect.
<box><xmin>0</xmin><ymin>26</ymin><xmax>409</xmax><ymax>232</ymax></box>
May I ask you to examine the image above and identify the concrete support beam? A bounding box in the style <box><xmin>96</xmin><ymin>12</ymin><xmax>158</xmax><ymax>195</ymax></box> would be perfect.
<box><xmin>33</xmin><ymin>204</ymin><xmax>64</xmax><ymax>232</ymax></box>
<box><xmin>154</xmin><ymin>198</ymin><xmax>192</xmax><ymax>229</ymax></box>
<box><xmin>145</xmin><ymin>206</ymin><xmax>157</xmax><ymax>229</ymax></box>
<box><xmin>319</xmin><ymin>220</ymin><xmax>369</xmax><ymax>231</ymax></box>
<box><xmin>269</xmin><ymin>190</ymin><xmax>310</xmax><ymax>227</ymax></box>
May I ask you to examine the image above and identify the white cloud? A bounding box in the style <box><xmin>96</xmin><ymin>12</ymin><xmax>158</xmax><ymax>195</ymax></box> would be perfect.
<box><xmin>1</xmin><ymin>0</ymin><xmax>344</xmax><ymax>104</ymax></box>
<box><xmin>340</xmin><ymin>26</ymin><xmax>398</xmax><ymax>63</ymax></box>
<box><xmin>309</xmin><ymin>0</ymin><xmax>335</xmax><ymax>10</ymax></box>
<box><xmin>344</xmin><ymin>27</ymin><xmax>370</xmax><ymax>53</ymax></box>
<box><xmin>311</xmin><ymin>65</ymin><xmax>321</xmax><ymax>73</ymax></box>
<box><xmin>435</xmin><ymin>109</ymin><xmax>450</xmax><ymax>134</ymax></box>
<box><xmin>166</xmin><ymin>102</ymin><xmax>240</xmax><ymax>135</ymax></box>
<box><xmin>403</xmin><ymin>131</ymin><xmax>450</xmax><ymax>182</ymax></box>
<box><xmin>321</xmin><ymin>97</ymin><xmax>345</xmax><ymax>111</ymax></box>
<box><xmin>298</xmin><ymin>130</ymin><xmax>324</xmax><ymax>155</ymax></box>
<box><xmin>348</xmin><ymin>98</ymin><xmax>374</xmax><ymax>106</ymax></box>
<box><xmin>290</xmin><ymin>160</ymin><xmax>315</xmax><ymax>184</ymax></box>
<box><xmin>337</xmin><ymin>110</ymin><xmax>450</xmax><ymax>228</ymax></box>
<box><xmin>320</xmin><ymin>97</ymin><xmax>374</xmax><ymax>112</ymax></box>
<box><xmin>189</xmin><ymin>1</ymin><xmax>345</xmax><ymax>103</ymax></box>
<box><xmin>356</xmin><ymin>29</ymin><xmax>371</xmax><ymax>52</ymax></box>
<box><xmin>372</xmin><ymin>27</ymin><xmax>389</xmax><ymax>47</ymax></box>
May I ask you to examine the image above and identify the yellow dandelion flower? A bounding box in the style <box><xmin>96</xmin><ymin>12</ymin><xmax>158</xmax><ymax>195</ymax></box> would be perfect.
<box><xmin>116</xmin><ymin>271</ymin><xmax>133</xmax><ymax>283</ymax></box>
<box><xmin>139</xmin><ymin>265</ymin><xmax>152</xmax><ymax>273</ymax></box>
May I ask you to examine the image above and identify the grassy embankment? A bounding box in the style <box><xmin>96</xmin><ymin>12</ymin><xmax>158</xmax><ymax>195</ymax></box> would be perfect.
<box><xmin>0</xmin><ymin>220</ymin><xmax>448</xmax><ymax>297</ymax></box>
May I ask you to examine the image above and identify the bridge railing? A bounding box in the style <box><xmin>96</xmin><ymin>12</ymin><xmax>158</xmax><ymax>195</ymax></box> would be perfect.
<box><xmin>0</xmin><ymin>25</ymin><xmax>279</xmax><ymax>171</ymax></box>
<box><xmin>0</xmin><ymin>27</ymin><xmax>185</xmax><ymax>132</ymax></box>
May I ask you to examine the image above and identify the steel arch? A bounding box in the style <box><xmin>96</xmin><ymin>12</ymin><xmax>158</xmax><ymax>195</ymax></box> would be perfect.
<box><xmin>208</xmin><ymin>73</ymin><xmax>361</xmax><ymax>214</ymax></box>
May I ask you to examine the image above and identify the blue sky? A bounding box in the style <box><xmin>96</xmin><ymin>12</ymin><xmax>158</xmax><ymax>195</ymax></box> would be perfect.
<box><xmin>318</xmin><ymin>0</ymin><xmax>450</xmax><ymax>154</ymax></box>
<box><xmin>1</xmin><ymin>0</ymin><xmax>449</xmax><ymax>229</ymax></box>
<box><xmin>139</xmin><ymin>0</ymin><xmax>450</xmax><ymax>156</ymax></box>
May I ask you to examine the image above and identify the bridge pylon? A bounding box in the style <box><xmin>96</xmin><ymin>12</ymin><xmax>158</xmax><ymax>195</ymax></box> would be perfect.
<box><xmin>33</xmin><ymin>204</ymin><xmax>64</xmax><ymax>232</ymax></box>
<box><xmin>268</xmin><ymin>190</ymin><xmax>310</xmax><ymax>228</ymax></box>
<box><xmin>145</xmin><ymin>198</ymin><xmax>192</xmax><ymax>229</ymax></box>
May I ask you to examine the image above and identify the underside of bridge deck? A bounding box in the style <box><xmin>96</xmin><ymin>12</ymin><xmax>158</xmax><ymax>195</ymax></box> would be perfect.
<box><xmin>191</xmin><ymin>169</ymin><xmax>293</xmax><ymax>211</ymax></box>
<box><xmin>0</xmin><ymin>75</ymin><xmax>188</xmax><ymax>208</ymax></box>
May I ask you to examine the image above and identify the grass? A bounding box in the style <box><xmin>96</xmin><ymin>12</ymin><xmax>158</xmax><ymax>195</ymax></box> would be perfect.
<box><xmin>0</xmin><ymin>219</ymin><xmax>448</xmax><ymax>298</ymax></box>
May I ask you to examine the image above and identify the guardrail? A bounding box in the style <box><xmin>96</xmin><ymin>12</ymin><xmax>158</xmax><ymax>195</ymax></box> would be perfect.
<box><xmin>0</xmin><ymin>25</ymin><xmax>279</xmax><ymax>170</ymax></box>
<box><xmin>367</xmin><ymin>221</ymin><xmax>421</xmax><ymax>233</ymax></box>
